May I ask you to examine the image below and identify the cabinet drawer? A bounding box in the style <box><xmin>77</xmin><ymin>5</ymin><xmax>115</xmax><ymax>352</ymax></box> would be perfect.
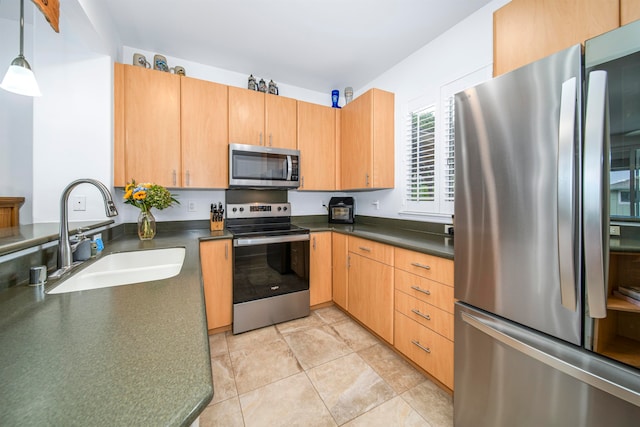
<box><xmin>395</xmin><ymin>269</ymin><xmax>454</xmax><ymax>313</ymax></box>
<box><xmin>395</xmin><ymin>290</ymin><xmax>453</xmax><ymax>340</ymax></box>
<box><xmin>349</xmin><ymin>236</ymin><xmax>394</xmax><ymax>265</ymax></box>
<box><xmin>394</xmin><ymin>247</ymin><xmax>453</xmax><ymax>286</ymax></box>
<box><xmin>394</xmin><ymin>312</ymin><xmax>453</xmax><ymax>389</ymax></box>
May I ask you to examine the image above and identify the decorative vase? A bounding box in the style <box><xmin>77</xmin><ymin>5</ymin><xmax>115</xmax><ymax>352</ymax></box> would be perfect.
<box><xmin>137</xmin><ymin>209</ymin><xmax>156</xmax><ymax>240</ymax></box>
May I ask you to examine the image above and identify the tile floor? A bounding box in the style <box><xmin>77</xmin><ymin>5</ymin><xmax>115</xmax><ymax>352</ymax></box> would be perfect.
<box><xmin>199</xmin><ymin>305</ymin><xmax>453</xmax><ymax>427</ymax></box>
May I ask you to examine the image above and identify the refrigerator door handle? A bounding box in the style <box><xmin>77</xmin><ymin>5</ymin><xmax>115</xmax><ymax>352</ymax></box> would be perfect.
<box><xmin>583</xmin><ymin>70</ymin><xmax>610</xmax><ymax>319</ymax></box>
<box><xmin>557</xmin><ymin>77</ymin><xmax>578</xmax><ymax>311</ymax></box>
<box><xmin>460</xmin><ymin>310</ymin><xmax>640</xmax><ymax>407</ymax></box>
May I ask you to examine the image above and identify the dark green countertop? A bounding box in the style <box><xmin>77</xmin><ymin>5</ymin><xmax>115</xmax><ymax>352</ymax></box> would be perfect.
<box><xmin>293</xmin><ymin>218</ymin><xmax>454</xmax><ymax>260</ymax></box>
<box><xmin>0</xmin><ymin>228</ymin><xmax>230</xmax><ymax>427</ymax></box>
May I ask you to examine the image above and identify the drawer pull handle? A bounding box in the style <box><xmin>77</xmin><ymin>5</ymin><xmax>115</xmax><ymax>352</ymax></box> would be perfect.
<box><xmin>359</xmin><ymin>246</ymin><xmax>372</xmax><ymax>252</ymax></box>
<box><xmin>411</xmin><ymin>262</ymin><xmax>431</xmax><ymax>270</ymax></box>
<box><xmin>411</xmin><ymin>340</ymin><xmax>431</xmax><ymax>354</ymax></box>
<box><xmin>411</xmin><ymin>308</ymin><xmax>431</xmax><ymax>321</ymax></box>
<box><xmin>410</xmin><ymin>285</ymin><xmax>431</xmax><ymax>295</ymax></box>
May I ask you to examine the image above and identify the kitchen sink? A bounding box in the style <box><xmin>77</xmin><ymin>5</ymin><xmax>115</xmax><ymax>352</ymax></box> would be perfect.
<box><xmin>47</xmin><ymin>247</ymin><xmax>186</xmax><ymax>294</ymax></box>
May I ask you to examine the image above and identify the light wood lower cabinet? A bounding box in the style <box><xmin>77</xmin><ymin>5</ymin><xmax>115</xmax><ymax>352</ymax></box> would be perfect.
<box><xmin>347</xmin><ymin>238</ymin><xmax>394</xmax><ymax>344</ymax></box>
<box><xmin>200</xmin><ymin>240</ymin><xmax>232</xmax><ymax>331</ymax></box>
<box><xmin>332</xmin><ymin>232</ymin><xmax>349</xmax><ymax>310</ymax></box>
<box><xmin>310</xmin><ymin>232</ymin><xmax>332</xmax><ymax>306</ymax></box>
<box><xmin>395</xmin><ymin>311</ymin><xmax>454</xmax><ymax>390</ymax></box>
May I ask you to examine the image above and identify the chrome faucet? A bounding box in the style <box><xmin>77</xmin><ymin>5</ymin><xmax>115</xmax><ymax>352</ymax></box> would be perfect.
<box><xmin>52</xmin><ymin>179</ymin><xmax>118</xmax><ymax>278</ymax></box>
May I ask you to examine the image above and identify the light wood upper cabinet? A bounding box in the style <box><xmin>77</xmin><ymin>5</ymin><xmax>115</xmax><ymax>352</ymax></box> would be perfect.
<box><xmin>114</xmin><ymin>64</ymin><xmax>228</xmax><ymax>189</ymax></box>
<box><xmin>200</xmin><ymin>239</ymin><xmax>233</xmax><ymax>331</ymax></box>
<box><xmin>622</xmin><ymin>0</ymin><xmax>640</xmax><ymax>25</ymax></box>
<box><xmin>340</xmin><ymin>88</ymin><xmax>394</xmax><ymax>190</ymax></box>
<box><xmin>332</xmin><ymin>232</ymin><xmax>348</xmax><ymax>310</ymax></box>
<box><xmin>229</xmin><ymin>87</ymin><xmax>297</xmax><ymax>149</ymax></box>
<box><xmin>297</xmin><ymin>101</ymin><xmax>337</xmax><ymax>190</ymax></box>
<box><xmin>493</xmin><ymin>0</ymin><xmax>620</xmax><ymax>76</ymax></box>
<box><xmin>181</xmin><ymin>77</ymin><xmax>228</xmax><ymax>188</ymax></box>
<box><xmin>121</xmin><ymin>64</ymin><xmax>181</xmax><ymax>188</ymax></box>
<box><xmin>310</xmin><ymin>232</ymin><xmax>333</xmax><ymax>306</ymax></box>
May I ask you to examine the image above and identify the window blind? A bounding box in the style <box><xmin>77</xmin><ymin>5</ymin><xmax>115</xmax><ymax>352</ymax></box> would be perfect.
<box><xmin>406</xmin><ymin>106</ymin><xmax>436</xmax><ymax>202</ymax></box>
<box><xmin>443</xmin><ymin>95</ymin><xmax>455</xmax><ymax>203</ymax></box>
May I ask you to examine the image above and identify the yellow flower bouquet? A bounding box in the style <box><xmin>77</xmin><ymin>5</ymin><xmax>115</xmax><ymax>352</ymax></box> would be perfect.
<box><xmin>123</xmin><ymin>180</ymin><xmax>179</xmax><ymax>240</ymax></box>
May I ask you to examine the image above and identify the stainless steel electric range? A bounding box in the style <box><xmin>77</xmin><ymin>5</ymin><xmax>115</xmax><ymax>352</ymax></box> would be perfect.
<box><xmin>226</xmin><ymin>201</ymin><xmax>310</xmax><ymax>334</ymax></box>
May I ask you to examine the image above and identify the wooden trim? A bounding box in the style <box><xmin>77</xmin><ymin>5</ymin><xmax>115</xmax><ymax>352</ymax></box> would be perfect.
<box><xmin>0</xmin><ymin>197</ymin><xmax>25</xmax><ymax>228</ymax></box>
<box><xmin>31</xmin><ymin>0</ymin><xmax>59</xmax><ymax>32</ymax></box>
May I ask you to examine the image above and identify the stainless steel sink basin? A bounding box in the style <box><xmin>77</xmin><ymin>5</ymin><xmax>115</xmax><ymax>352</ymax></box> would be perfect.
<box><xmin>47</xmin><ymin>247</ymin><xmax>185</xmax><ymax>294</ymax></box>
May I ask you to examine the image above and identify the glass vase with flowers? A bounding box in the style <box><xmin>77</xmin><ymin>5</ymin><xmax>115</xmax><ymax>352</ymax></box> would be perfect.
<box><xmin>123</xmin><ymin>180</ymin><xmax>179</xmax><ymax>240</ymax></box>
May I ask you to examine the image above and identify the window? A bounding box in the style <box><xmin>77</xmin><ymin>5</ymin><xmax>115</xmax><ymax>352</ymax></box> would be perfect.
<box><xmin>402</xmin><ymin>65</ymin><xmax>492</xmax><ymax>218</ymax></box>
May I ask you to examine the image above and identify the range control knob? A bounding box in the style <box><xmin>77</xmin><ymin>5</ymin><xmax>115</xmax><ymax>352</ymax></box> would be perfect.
<box><xmin>239</xmin><ymin>207</ymin><xmax>244</xmax><ymax>212</ymax></box>
<box><xmin>277</xmin><ymin>206</ymin><xmax>282</xmax><ymax>211</ymax></box>
<box><xmin>232</xmin><ymin>207</ymin><xmax>237</xmax><ymax>212</ymax></box>
<box><xmin>283</xmin><ymin>206</ymin><xmax>288</xmax><ymax>211</ymax></box>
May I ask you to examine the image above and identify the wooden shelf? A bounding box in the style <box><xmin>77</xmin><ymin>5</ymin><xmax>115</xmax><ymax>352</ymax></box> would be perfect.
<box><xmin>607</xmin><ymin>295</ymin><xmax>640</xmax><ymax>313</ymax></box>
<box><xmin>599</xmin><ymin>335</ymin><xmax>640</xmax><ymax>368</ymax></box>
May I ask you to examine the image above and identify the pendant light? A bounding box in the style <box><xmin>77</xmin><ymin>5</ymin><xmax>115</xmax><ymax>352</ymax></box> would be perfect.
<box><xmin>1</xmin><ymin>0</ymin><xmax>41</xmax><ymax>97</ymax></box>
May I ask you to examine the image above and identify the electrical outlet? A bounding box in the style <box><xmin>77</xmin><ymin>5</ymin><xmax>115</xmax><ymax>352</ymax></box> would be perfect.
<box><xmin>73</xmin><ymin>196</ymin><xmax>86</xmax><ymax>211</ymax></box>
<box><xmin>610</xmin><ymin>225</ymin><xmax>621</xmax><ymax>236</ymax></box>
<box><xmin>187</xmin><ymin>200</ymin><xmax>197</xmax><ymax>212</ymax></box>
<box><xmin>444</xmin><ymin>224</ymin><xmax>454</xmax><ymax>235</ymax></box>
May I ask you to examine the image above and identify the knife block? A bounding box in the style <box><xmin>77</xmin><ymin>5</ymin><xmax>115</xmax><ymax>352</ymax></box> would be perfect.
<box><xmin>210</xmin><ymin>218</ymin><xmax>224</xmax><ymax>231</ymax></box>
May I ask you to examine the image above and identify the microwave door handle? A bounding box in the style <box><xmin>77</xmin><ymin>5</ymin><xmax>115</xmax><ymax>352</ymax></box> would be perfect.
<box><xmin>557</xmin><ymin>77</ymin><xmax>578</xmax><ymax>311</ymax></box>
<box><xmin>287</xmin><ymin>155</ymin><xmax>293</xmax><ymax>181</ymax></box>
<box><xmin>583</xmin><ymin>70</ymin><xmax>610</xmax><ymax>319</ymax></box>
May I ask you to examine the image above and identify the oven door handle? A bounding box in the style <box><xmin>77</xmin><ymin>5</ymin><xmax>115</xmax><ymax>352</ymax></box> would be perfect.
<box><xmin>234</xmin><ymin>233</ymin><xmax>310</xmax><ymax>247</ymax></box>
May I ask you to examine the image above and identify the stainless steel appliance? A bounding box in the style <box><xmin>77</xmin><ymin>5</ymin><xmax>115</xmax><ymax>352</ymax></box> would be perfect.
<box><xmin>454</xmin><ymin>21</ymin><xmax>640</xmax><ymax>426</ymax></box>
<box><xmin>227</xmin><ymin>201</ymin><xmax>310</xmax><ymax>334</ymax></box>
<box><xmin>228</xmin><ymin>143</ymin><xmax>300</xmax><ymax>188</ymax></box>
<box><xmin>328</xmin><ymin>196</ymin><xmax>355</xmax><ymax>224</ymax></box>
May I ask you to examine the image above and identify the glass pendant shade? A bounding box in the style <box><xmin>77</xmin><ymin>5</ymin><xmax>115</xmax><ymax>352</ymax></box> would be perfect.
<box><xmin>1</xmin><ymin>56</ymin><xmax>41</xmax><ymax>97</ymax></box>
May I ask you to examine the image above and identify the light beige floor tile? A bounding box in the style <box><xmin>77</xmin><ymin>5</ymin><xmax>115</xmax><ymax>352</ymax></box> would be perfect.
<box><xmin>314</xmin><ymin>305</ymin><xmax>350</xmax><ymax>325</ymax></box>
<box><xmin>276</xmin><ymin>312</ymin><xmax>325</xmax><ymax>334</ymax></box>
<box><xmin>208</xmin><ymin>331</ymin><xmax>229</xmax><ymax>358</ymax></box>
<box><xmin>230</xmin><ymin>338</ymin><xmax>302</xmax><ymax>394</ymax></box>
<box><xmin>358</xmin><ymin>343</ymin><xmax>426</xmax><ymax>394</ymax></box>
<box><xmin>343</xmin><ymin>396</ymin><xmax>430</xmax><ymax>427</ymax></box>
<box><xmin>307</xmin><ymin>353</ymin><xmax>396</xmax><ymax>425</ymax></box>
<box><xmin>402</xmin><ymin>380</ymin><xmax>453</xmax><ymax>427</ymax></box>
<box><xmin>283</xmin><ymin>326</ymin><xmax>352</xmax><ymax>370</ymax></box>
<box><xmin>210</xmin><ymin>353</ymin><xmax>237</xmax><ymax>405</ymax></box>
<box><xmin>331</xmin><ymin>319</ymin><xmax>380</xmax><ymax>352</ymax></box>
<box><xmin>199</xmin><ymin>396</ymin><xmax>244</xmax><ymax>427</ymax></box>
<box><xmin>239</xmin><ymin>372</ymin><xmax>337</xmax><ymax>427</ymax></box>
<box><xmin>226</xmin><ymin>325</ymin><xmax>280</xmax><ymax>353</ymax></box>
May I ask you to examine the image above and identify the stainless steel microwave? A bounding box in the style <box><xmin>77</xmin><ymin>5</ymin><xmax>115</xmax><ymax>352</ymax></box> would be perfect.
<box><xmin>229</xmin><ymin>143</ymin><xmax>300</xmax><ymax>188</ymax></box>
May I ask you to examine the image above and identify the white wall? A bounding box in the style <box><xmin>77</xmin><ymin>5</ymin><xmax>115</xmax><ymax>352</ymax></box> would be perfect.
<box><xmin>14</xmin><ymin>0</ymin><xmax>509</xmax><ymax>225</ymax></box>
<box><xmin>352</xmin><ymin>0</ymin><xmax>510</xmax><ymax>223</ymax></box>
<box><xmin>0</xmin><ymin>13</ymin><xmax>35</xmax><ymax>223</ymax></box>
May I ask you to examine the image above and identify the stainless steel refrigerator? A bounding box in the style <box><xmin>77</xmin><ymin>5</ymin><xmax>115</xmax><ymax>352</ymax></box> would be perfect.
<box><xmin>454</xmin><ymin>21</ymin><xmax>640</xmax><ymax>426</ymax></box>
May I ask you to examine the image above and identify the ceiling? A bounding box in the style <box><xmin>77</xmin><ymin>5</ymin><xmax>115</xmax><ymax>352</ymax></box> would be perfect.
<box><xmin>1</xmin><ymin>0</ymin><xmax>494</xmax><ymax>92</ymax></box>
<box><xmin>101</xmin><ymin>0</ymin><xmax>494</xmax><ymax>92</ymax></box>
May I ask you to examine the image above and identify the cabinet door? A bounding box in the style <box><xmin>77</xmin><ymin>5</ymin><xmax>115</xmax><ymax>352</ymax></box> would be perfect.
<box><xmin>181</xmin><ymin>77</ymin><xmax>228</xmax><ymax>188</ymax></box>
<box><xmin>200</xmin><ymin>240</ymin><xmax>232</xmax><ymax>331</ymax></box>
<box><xmin>229</xmin><ymin>86</ymin><xmax>265</xmax><ymax>146</ymax></box>
<box><xmin>310</xmin><ymin>232</ymin><xmax>332</xmax><ymax>306</ymax></box>
<box><xmin>265</xmin><ymin>94</ymin><xmax>297</xmax><ymax>149</ymax></box>
<box><xmin>341</xmin><ymin>90</ymin><xmax>373</xmax><ymax>189</ymax></box>
<box><xmin>493</xmin><ymin>0</ymin><xmax>619</xmax><ymax>76</ymax></box>
<box><xmin>332</xmin><ymin>232</ymin><xmax>348</xmax><ymax>310</ymax></box>
<box><xmin>297</xmin><ymin>101</ymin><xmax>336</xmax><ymax>190</ymax></box>
<box><xmin>348</xmin><ymin>252</ymin><xmax>394</xmax><ymax>343</ymax></box>
<box><xmin>622</xmin><ymin>0</ymin><xmax>640</xmax><ymax>25</ymax></box>
<box><xmin>124</xmin><ymin>65</ymin><xmax>181</xmax><ymax>187</ymax></box>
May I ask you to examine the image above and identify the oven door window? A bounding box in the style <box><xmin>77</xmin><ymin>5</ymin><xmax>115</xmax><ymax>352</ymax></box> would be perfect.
<box><xmin>232</xmin><ymin>151</ymin><xmax>289</xmax><ymax>181</ymax></box>
<box><xmin>233</xmin><ymin>240</ymin><xmax>309</xmax><ymax>304</ymax></box>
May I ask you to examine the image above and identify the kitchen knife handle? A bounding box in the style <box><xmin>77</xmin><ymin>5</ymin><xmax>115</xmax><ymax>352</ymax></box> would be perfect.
<box><xmin>557</xmin><ymin>76</ymin><xmax>578</xmax><ymax>311</ymax></box>
<box><xmin>583</xmin><ymin>70</ymin><xmax>609</xmax><ymax>319</ymax></box>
